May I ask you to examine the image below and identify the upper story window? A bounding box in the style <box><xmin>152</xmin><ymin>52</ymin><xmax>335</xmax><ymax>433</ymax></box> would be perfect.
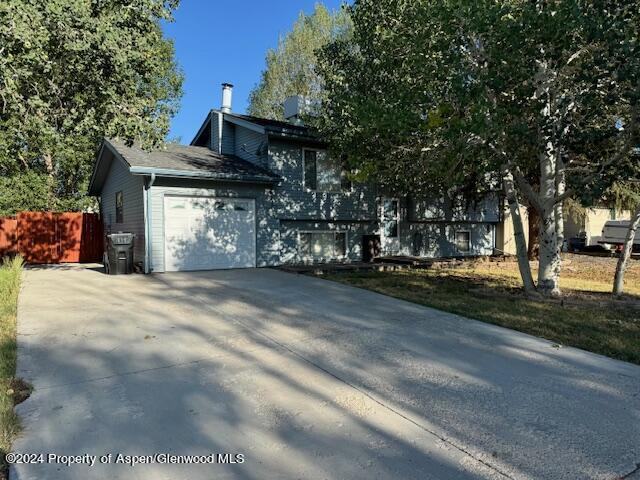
<box><xmin>115</xmin><ymin>191</ymin><xmax>124</xmax><ymax>223</ymax></box>
<box><xmin>303</xmin><ymin>149</ymin><xmax>351</xmax><ymax>192</ymax></box>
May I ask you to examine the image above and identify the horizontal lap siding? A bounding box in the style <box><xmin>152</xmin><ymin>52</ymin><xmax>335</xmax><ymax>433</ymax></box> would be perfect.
<box><xmin>235</xmin><ymin>127</ymin><xmax>267</xmax><ymax>167</ymax></box>
<box><xmin>148</xmin><ymin>178</ymin><xmax>280</xmax><ymax>272</ymax></box>
<box><xmin>100</xmin><ymin>156</ymin><xmax>145</xmax><ymax>266</ymax></box>
<box><xmin>279</xmin><ymin>220</ymin><xmax>377</xmax><ymax>264</ymax></box>
<box><xmin>405</xmin><ymin>194</ymin><xmax>499</xmax><ymax>257</ymax></box>
<box><xmin>401</xmin><ymin>222</ymin><xmax>495</xmax><ymax>257</ymax></box>
<box><xmin>268</xmin><ymin>140</ymin><xmax>379</xmax><ymax>264</ymax></box>
<box><xmin>268</xmin><ymin>141</ymin><xmax>378</xmax><ymax>222</ymax></box>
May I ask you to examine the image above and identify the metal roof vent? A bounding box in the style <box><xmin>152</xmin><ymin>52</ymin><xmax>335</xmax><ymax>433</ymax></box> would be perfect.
<box><xmin>221</xmin><ymin>83</ymin><xmax>233</xmax><ymax>113</ymax></box>
<box><xmin>283</xmin><ymin>95</ymin><xmax>317</xmax><ymax>125</ymax></box>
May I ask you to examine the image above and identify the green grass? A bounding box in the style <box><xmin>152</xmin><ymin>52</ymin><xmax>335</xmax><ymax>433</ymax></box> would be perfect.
<box><xmin>0</xmin><ymin>256</ymin><xmax>24</xmax><ymax>477</ymax></box>
<box><xmin>324</xmin><ymin>264</ymin><xmax>640</xmax><ymax>365</ymax></box>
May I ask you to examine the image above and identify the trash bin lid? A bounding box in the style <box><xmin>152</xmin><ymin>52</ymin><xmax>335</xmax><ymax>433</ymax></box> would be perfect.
<box><xmin>107</xmin><ymin>233</ymin><xmax>135</xmax><ymax>245</ymax></box>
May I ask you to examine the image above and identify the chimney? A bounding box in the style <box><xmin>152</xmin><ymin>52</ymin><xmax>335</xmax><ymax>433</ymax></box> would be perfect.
<box><xmin>221</xmin><ymin>83</ymin><xmax>233</xmax><ymax>113</ymax></box>
<box><xmin>284</xmin><ymin>95</ymin><xmax>318</xmax><ymax>125</ymax></box>
<box><xmin>283</xmin><ymin>95</ymin><xmax>304</xmax><ymax>124</ymax></box>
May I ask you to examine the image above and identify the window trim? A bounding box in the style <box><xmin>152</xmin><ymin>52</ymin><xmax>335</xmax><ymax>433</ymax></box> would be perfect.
<box><xmin>455</xmin><ymin>230</ymin><xmax>471</xmax><ymax>253</ymax></box>
<box><xmin>298</xmin><ymin>230</ymin><xmax>348</xmax><ymax>261</ymax></box>
<box><xmin>115</xmin><ymin>190</ymin><xmax>124</xmax><ymax>224</ymax></box>
<box><xmin>302</xmin><ymin>148</ymin><xmax>351</xmax><ymax>193</ymax></box>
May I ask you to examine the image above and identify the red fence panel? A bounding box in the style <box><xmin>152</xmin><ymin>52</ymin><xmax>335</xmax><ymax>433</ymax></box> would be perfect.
<box><xmin>0</xmin><ymin>217</ymin><xmax>17</xmax><ymax>257</ymax></box>
<box><xmin>1</xmin><ymin>212</ymin><xmax>103</xmax><ymax>264</ymax></box>
<box><xmin>17</xmin><ymin>212</ymin><xmax>58</xmax><ymax>263</ymax></box>
<box><xmin>79</xmin><ymin>213</ymin><xmax>103</xmax><ymax>263</ymax></box>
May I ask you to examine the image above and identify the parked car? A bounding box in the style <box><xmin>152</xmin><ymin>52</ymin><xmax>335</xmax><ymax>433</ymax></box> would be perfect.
<box><xmin>599</xmin><ymin>220</ymin><xmax>640</xmax><ymax>252</ymax></box>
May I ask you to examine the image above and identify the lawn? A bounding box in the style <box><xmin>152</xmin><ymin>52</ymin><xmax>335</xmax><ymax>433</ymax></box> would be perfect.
<box><xmin>323</xmin><ymin>254</ymin><xmax>640</xmax><ymax>365</ymax></box>
<box><xmin>0</xmin><ymin>256</ymin><xmax>27</xmax><ymax>478</ymax></box>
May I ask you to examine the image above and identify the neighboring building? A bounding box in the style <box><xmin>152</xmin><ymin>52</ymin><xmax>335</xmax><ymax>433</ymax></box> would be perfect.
<box><xmin>88</xmin><ymin>84</ymin><xmax>500</xmax><ymax>273</ymax></box>
<box><xmin>565</xmin><ymin>207</ymin><xmax>631</xmax><ymax>247</ymax></box>
<box><xmin>495</xmin><ymin>204</ymin><xmax>529</xmax><ymax>256</ymax></box>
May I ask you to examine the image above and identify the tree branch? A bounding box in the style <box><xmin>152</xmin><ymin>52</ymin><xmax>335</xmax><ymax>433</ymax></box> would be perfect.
<box><xmin>513</xmin><ymin>167</ymin><xmax>544</xmax><ymax>213</ymax></box>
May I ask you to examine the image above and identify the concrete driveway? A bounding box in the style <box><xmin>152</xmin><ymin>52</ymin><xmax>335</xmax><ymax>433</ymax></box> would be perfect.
<box><xmin>12</xmin><ymin>266</ymin><xmax>640</xmax><ymax>480</ymax></box>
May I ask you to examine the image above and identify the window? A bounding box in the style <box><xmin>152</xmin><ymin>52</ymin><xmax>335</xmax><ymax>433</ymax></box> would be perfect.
<box><xmin>299</xmin><ymin>232</ymin><xmax>347</xmax><ymax>260</ymax></box>
<box><xmin>456</xmin><ymin>231</ymin><xmax>470</xmax><ymax>252</ymax></box>
<box><xmin>303</xmin><ymin>149</ymin><xmax>346</xmax><ymax>192</ymax></box>
<box><xmin>115</xmin><ymin>191</ymin><xmax>123</xmax><ymax>223</ymax></box>
<box><xmin>382</xmin><ymin>199</ymin><xmax>399</xmax><ymax>238</ymax></box>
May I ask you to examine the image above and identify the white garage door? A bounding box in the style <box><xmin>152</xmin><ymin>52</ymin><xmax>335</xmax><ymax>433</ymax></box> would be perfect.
<box><xmin>164</xmin><ymin>196</ymin><xmax>256</xmax><ymax>272</ymax></box>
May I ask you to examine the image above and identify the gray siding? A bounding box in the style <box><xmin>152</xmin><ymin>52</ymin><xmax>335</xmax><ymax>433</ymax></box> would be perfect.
<box><xmin>400</xmin><ymin>222</ymin><xmax>495</xmax><ymax>257</ymax></box>
<box><xmin>267</xmin><ymin>140</ymin><xmax>379</xmax><ymax>264</ymax></box>
<box><xmin>235</xmin><ymin>127</ymin><xmax>268</xmax><ymax>168</ymax></box>
<box><xmin>148</xmin><ymin>177</ymin><xmax>280</xmax><ymax>272</ymax></box>
<box><xmin>268</xmin><ymin>140</ymin><xmax>378</xmax><ymax>221</ymax></box>
<box><xmin>410</xmin><ymin>194</ymin><xmax>500</xmax><ymax>223</ymax></box>
<box><xmin>400</xmin><ymin>193</ymin><xmax>499</xmax><ymax>257</ymax></box>
<box><xmin>100</xmin><ymin>156</ymin><xmax>145</xmax><ymax>265</ymax></box>
<box><xmin>279</xmin><ymin>220</ymin><xmax>377</xmax><ymax>264</ymax></box>
<box><xmin>210</xmin><ymin>111</ymin><xmax>235</xmax><ymax>155</ymax></box>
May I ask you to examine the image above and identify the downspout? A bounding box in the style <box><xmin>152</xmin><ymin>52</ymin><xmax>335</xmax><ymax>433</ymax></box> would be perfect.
<box><xmin>144</xmin><ymin>173</ymin><xmax>156</xmax><ymax>273</ymax></box>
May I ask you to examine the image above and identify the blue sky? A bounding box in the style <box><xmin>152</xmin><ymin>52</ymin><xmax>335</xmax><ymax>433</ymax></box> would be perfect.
<box><xmin>162</xmin><ymin>1</ymin><xmax>346</xmax><ymax>144</ymax></box>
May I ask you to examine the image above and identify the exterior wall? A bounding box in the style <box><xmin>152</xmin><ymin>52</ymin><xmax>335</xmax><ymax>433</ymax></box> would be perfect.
<box><xmin>268</xmin><ymin>140</ymin><xmax>378</xmax><ymax>221</ymax></box>
<box><xmin>409</xmin><ymin>194</ymin><xmax>500</xmax><ymax>223</ymax></box>
<box><xmin>279</xmin><ymin>220</ymin><xmax>377</xmax><ymax>264</ymax></box>
<box><xmin>210</xmin><ymin>111</ymin><xmax>235</xmax><ymax>154</ymax></box>
<box><xmin>402</xmin><ymin>194</ymin><xmax>500</xmax><ymax>257</ymax></box>
<box><xmin>496</xmin><ymin>202</ymin><xmax>529</xmax><ymax>256</ymax></box>
<box><xmin>564</xmin><ymin>207</ymin><xmax>631</xmax><ymax>246</ymax></box>
<box><xmin>147</xmin><ymin>177</ymin><xmax>279</xmax><ymax>272</ymax></box>
<box><xmin>99</xmin><ymin>155</ymin><xmax>145</xmax><ymax>265</ymax></box>
<box><xmin>401</xmin><ymin>222</ymin><xmax>495</xmax><ymax>257</ymax></box>
<box><xmin>268</xmin><ymin>139</ymin><xmax>379</xmax><ymax>264</ymax></box>
<box><xmin>235</xmin><ymin>127</ymin><xmax>268</xmax><ymax>168</ymax></box>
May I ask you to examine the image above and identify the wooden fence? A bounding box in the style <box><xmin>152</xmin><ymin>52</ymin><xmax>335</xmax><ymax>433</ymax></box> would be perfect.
<box><xmin>0</xmin><ymin>212</ymin><xmax>103</xmax><ymax>264</ymax></box>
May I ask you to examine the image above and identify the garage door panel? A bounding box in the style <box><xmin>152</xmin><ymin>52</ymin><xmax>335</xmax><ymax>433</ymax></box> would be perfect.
<box><xmin>164</xmin><ymin>196</ymin><xmax>256</xmax><ymax>272</ymax></box>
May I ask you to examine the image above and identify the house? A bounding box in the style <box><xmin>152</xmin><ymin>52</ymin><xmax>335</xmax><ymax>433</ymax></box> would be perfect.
<box><xmin>565</xmin><ymin>207</ymin><xmax>631</xmax><ymax>248</ymax></box>
<box><xmin>88</xmin><ymin>84</ymin><xmax>500</xmax><ymax>273</ymax></box>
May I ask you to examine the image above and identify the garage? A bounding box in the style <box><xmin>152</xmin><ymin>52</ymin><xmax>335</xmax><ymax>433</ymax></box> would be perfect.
<box><xmin>164</xmin><ymin>195</ymin><xmax>256</xmax><ymax>271</ymax></box>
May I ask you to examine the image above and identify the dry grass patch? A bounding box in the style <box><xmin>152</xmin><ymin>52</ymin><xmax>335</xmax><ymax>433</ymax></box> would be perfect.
<box><xmin>323</xmin><ymin>254</ymin><xmax>640</xmax><ymax>365</ymax></box>
<box><xmin>0</xmin><ymin>256</ymin><xmax>27</xmax><ymax>479</ymax></box>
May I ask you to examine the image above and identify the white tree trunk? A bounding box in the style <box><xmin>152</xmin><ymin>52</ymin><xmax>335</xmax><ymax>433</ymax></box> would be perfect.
<box><xmin>503</xmin><ymin>169</ymin><xmax>536</xmax><ymax>293</ymax></box>
<box><xmin>553</xmin><ymin>156</ymin><xmax>566</xmax><ymax>281</ymax></box>
<box><xmin>613</xmin><ymin>206</ymin><xmax>640</xmax><ymax>296</ymax></box>
<box><xmin>536</xmin><ymin>146</ymin><xmax>561</xmax><ymax>295</ymax></box>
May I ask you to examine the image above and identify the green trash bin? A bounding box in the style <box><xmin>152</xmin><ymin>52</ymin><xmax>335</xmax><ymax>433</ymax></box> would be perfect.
<box><xmin>105</xmin><ymin>233</ymin><xmax>135</xmax><ymax>275</ymax></box>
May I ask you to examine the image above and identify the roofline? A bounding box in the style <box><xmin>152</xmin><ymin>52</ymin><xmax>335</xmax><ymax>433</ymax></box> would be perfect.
<box><xmin>87</xmin><ymin>142</ymin><xmax>106</xmax><ymax>195</ymax></box>
<box><xmin>129</xmin><ymin>166</ymin><xmax>279</xmax><ymax>184</ymax></box>
<box><xmin>266</xmin><ymin>130</ymin><xmax>324</xmax><ymax>144</ymax></box>
<box><xmin>223</xmin><ymin>114</ymin><xmax>266</xmax><ymax>134</ymax></box>
<box><xmin>190</xmin><ymin>110</ymin><xmax>213</xmax><ymax>146</ymax></box>
<box><xmin>87</xmin><ymin>138</ymin><xmax>133</xmax><ymax>196</ymax></box>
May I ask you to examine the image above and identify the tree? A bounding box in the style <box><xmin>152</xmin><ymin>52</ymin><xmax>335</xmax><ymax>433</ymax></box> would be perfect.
<box><xmin>247</xmin><ymin>3</ymin><xmax>351</xmax><ymax>120</ymax></box>
<box><xmin>315</xmin><ymin>0</ymin><xmax>639</xmax><ymax>296</ymax></box>
<box><xmin>0</xmin><ymin>0</ymin><xmax>183</xmax><ymax>213</ymax></box>
<box><xmin>611</xmin><ymin>182</ymin><xmax>640</xmax><ymax>296</ymax></box>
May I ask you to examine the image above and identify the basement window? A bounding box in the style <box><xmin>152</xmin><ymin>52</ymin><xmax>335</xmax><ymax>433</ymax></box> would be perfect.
<box><xmin>456</xmin><ymin>231</ymin><xmax>470</xmax><ymax>252</ymax></box>
<box><xmin>299</xmin><ymin>231</ymin><xmax>347</xmax><ymax>260</ymax></box>
<box><xmin>115</xmin><ymin>191</ymin><xmax>123</xmax><ymax>223</ymax></box>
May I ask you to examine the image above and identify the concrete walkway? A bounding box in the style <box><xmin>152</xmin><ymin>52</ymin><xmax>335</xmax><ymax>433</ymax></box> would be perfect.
<box><xmin>12</xmin><ymin>266</ymin><xmax>640</xmax><ymax>480</ymax></box>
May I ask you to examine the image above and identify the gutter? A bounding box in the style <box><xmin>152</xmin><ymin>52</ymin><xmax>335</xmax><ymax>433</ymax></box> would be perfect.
<box><xmin>144</xmin><ymin>173</ymin><xmax>156</xmax><ymax>273</ymax></box>
<box><xmin>129</xmin><ymin>166</ymin><xmax>279</xmax><ymax>184</ymax></box>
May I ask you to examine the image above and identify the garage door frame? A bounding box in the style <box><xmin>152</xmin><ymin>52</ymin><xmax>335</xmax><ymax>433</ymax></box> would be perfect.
<box><xmin>162</xmin><ymin>193</ymin><xmax>257</xmax><ymax>272</ymax></box>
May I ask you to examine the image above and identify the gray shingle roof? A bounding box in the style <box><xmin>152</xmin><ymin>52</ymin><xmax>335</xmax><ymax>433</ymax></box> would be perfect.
<box><xmin>106</xmin><ymin>138</ymin><xmax>279</xmax><ymax>183</ymax></box>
